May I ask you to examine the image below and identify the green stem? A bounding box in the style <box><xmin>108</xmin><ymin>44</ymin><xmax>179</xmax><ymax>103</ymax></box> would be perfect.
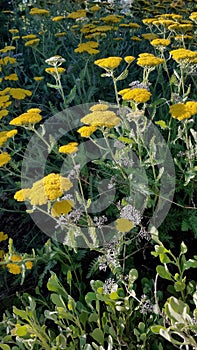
<box><xmin>112</xmin><ymin>73</ymin><xmax>120</xmax><ymax>110</ymax></box>
<box><xmin>31</xmin><ymin>126</ymin><xmax>51</xmax><ymax>150</ymax></box>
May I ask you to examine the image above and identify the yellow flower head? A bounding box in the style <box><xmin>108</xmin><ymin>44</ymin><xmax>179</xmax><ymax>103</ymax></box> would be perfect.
<box><xmin>14</xmin><ymin>188</ymin><xmax>32</xmax><ymax>202</ymax></box>
<box><xmin>120</xmin><ymin>88</ymin><xmax>151</xmax><ymax>103</ymax></box>
<box><xmin>9</xmin><ymin>88</ymin><xmax>32</xmax><ymax>100</ymax></box>
<box><xmin>77</xmin><ymin>126</ymin><xmax>97</xmax><ymax>137</ymax></box>
<box><xmin>89</xmin><ymin>104</ymin><xmax>109</xmax><ymax>111</ymax></box>
<box><xmin>0</xmin><ymin>95</ymin><xmax>10</xmax><ymax>106</ymax></box>
<box><xmin>168</xmin><ymin>23</ymin><xmax>193</xmax><ymax>33</ymax></box>
<box><xmin>34</xmin><ymin>76</ymin><xmax>44</xmax><ymax>81</ymax></box>
<box><xmin>29</xmin><ymin>7</ymin><xmax>50</xmax><ymax>16</ymax></box>
<box><xmin>116</xmin><ymin>218</ymin><xmax>135</xmax><ymax>232</ymax></box>
<box><xmin>0</xmin><ymin>232</ymin><xmax>8</xmax><ymax>242</ymax></box>
<box><xmin>137</xmin><ymin>53</ymin><xmax>165</xmax><ymax>67</ymax></box>
<box><xmin>11</xmin><ymin>255</ymin><xmax>22</xmax><ymax>262</ymax></box>
<box><xmin>45</xmin><ymin>67</ymin><xmax>65</xmax><ymax>75</ymax></box>
<box><xmin>25</xmin><ymin>39</ymin><xmax>40</xmax><ymax>47</ymax></box>
<box><xmin>81</xmin><ymin>110</ymin><xmax>120</xmax><ymax>128</ymax></box>
<box><xmin>0</xmin><ymin>152</ymin><xmax>11</xmax><ymax>166</ymax></box>
<box><xmin>10</xmin><ymin>111</ymin><xmax>42</xmax><ymax>126</ymax></box>
<box><xmin>131</xmin><ymin>36</ymin><xmax>142</xmax><ymax>41</ymax></box>
<box><xmin>0</xmin><ymin>136</ymin><xmax>7</xmax><ymax>147</ymax></box>
<box><xmin>0</xmin><ymin>110</ymin><xmax>9</xmax><ymax>120</ymax></box>
<box><xmin>150</xmin><ymin>38</ymin><xmax>171</xmax><ymax>47</ymax></box>
<box><xmin>100</xmin><ymin>15</ymin><xmax>124</xmax><ymax>23</ymax></box>
<box><xmin>52</xmin><ymin>16</ymin><xmax>64</xmax><ymax>22</ymax></box>
<box><xmin>51</xmin><ymin>199</ymin><xmax>74</xmax><ymax>217</ymax></box>
<box><xmin>90</xmin><ymin>5</ymin><xmax>101</xmax><ymax>11</ymax></box>
<box><xmin>28</xmin><ymin>173</ymin><xmax>73</xmax><ymax>205</ymax></box>
<box><xmin>75</xmin><ymin>41</ymin><xmax>99</xmax><ymax>55</ymax></box>
<box><xmin>6</xmin><ymin>129</ymin><xmax>18</xmax><ymax>138</ymax></box>
<box><xmin>4</xmin><ymin>73</ymin><xmax>18</xmax><ymax>81</ymax></box>
<box><xmin>7</xmin><ymin>263</ymin><xmax>21</xmax><ymax>275</ymax></box>
<box><xmin>189</xmin><ymin>12</ymin><xmax>197</xmax><ymax>22</ymax></box>
<box><xmin>27</xmin><ymin>108</ymin><xmax>42</xmax><ymax>113</ymax></box>
<box><xmin>124</xmin><ymin>56</ymin><xmax>135</xmax><ymax>64</ymax></box>
<box><xmin>94</xmin><ymin>57</ymin><xmax>122</xmax><ymax>70</ymax></box>
<box><xmin>22</xmin><ymin>34</ymin><xmax>37</xmax><ymax>40</ymax></box>
<box><xmin>1</xmin><ymin>56</ymin><xmax>16</xmax><ymax>65</ymax></box>
<box><xmin>152</xmin><ymin>19</ymin><xmax>175</xmax><ymax>27</ymax></box>
<box><xmin>142</xmin><ymin>18</ymin><xmax>156</xmax><ymax>25</ymax></box>
<box><xmin>12</xmin><ymin>36</ymin><xmax>20</xmax><ymax>40</ymax></box>
<box><xmin>9</xmin><ymin>29</ymin><xmax>19</xmax><ymax>34</ymax></box>
<box><xmin>25</xmin><ymin>261</ymin><xmax>33</xmax><ymax>269</ymax></box>
<box><xmin>170</xmin><ymin>48</ymin><xmax>197</xmax><ymax>63</ymax></box>
<box><xmin>185</xmin><ymin>101</ymin><xmax>197</xmax><ymax>115</ymax></box>
<box><xmin>59</xmin><ymin>142</ymin><xmax>78</xmax><ymax>154</ymax></box>
<box><xmin>169</xmin><ymin>103</ymin><xmax>191</xmax><ymax>120</ymax></box>
<box><xmin>0</xmin><ymin>46</ymin><xmax>16</xmax><ymax>53</ymax></box>
<box><xmin>67</xmin><ymin>10</ymin><xmax>87</xmax><ymax>19</ymax></box>
<box><xmin>141</xmin><ymin>33</ymin><xmax>159</xmax><ymax>41</ymax></box>
<box><xmin>89</xmin><ymin>25</ymin><xmax>113</xmax><ymax>33</ymax></box>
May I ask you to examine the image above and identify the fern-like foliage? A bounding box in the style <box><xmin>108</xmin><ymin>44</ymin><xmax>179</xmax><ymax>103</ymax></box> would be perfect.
<box><xmin>86</xmin><ymin>257</ymin><xmax>99</xmax><ymax>279</ymax></box>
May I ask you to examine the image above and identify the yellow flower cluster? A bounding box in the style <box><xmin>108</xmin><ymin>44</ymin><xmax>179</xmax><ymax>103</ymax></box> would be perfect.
<box><xmin>45</xmin><ymin>67</ymin><xmax>66</xmax><ymax>75</ymax></box>
<box><xmin>0</xmin><ymin>152</ymin><xmax>11</xmax><ymax>167</ymax></box>
<box><xmin>77</xmin><ymin>125</ymin><xmax>97</xmax><ymax>138</ymax></box>
<box><xmin>86</xmin><ymin>25</ymin><xmax>113</xmax><ymax>35</ymax></box>
<box><xmin>9</xmin><ymin>88</ymin><xmax>32</xmax><ymax>100</ymax></box>
<box><xmin>67</xmin><ymin>10</ymin><xmax>87</xmax><ymax>19</ymax></box>
<box><xmin>81</xmin><ymin>104</ymin><xmax>120</xmax><ymax>128</ymax></box>
<box><xmin>0</xmin><ymin>46</ymin><xmax>16</xmax><ymax>53</ymax></box>
<box><xmin>51</xmin><ymin>199</ymin><xmax>74</xmax><ymax>217</ymax></box>
<box><xmin>170</xmin><ymin>101</ymin><xmax>197</xmax><ymax>120</ymax></box>
<box><xmin>75</xmin><ymin>41</ymin><xmax>99</xmax><ymax>55</ymax></box>
<box><xmin>14</xmin><ymin>173</ymin><xmax>73</xmax><ymax>206</ymax></box>
<box><xmin>4</xmin><ymin>73</ymin><xmax>18</xmax><ymax>81</ymax></box>
<box><xmin>170</xmin><ymin>48</ymin><xmax>197</xmax><ymax>63</ymax></box>
<box><xmin>119</xmin><ymin>88</ymin><xmax>151</xmax><ymax>103</ymax></box>
<box><xmin>59</xmin><ymin>142</ymin><xmax>78</xmax><ymax>154</ymax></box>
<box><xmin>137</xmin><ymin>53</ymin><xmax>165</xmax><ymax>67</ymax></box>
<box><xmin>34</xmin><ymin>76</ymin><xmax>44</xmax><ymax>81</ymax></box>
<box><xmin>0</xmin><ymin>129</ymin><xmax>17</xmax><ymax>147</ymax></box>
<box><xmin>189</xmin><ymin>12</ymin><xmax>197</xmax><ymax>22</ymax></box>
<box><xmin>9</xmin><ymin>29</ymin><xmax>19</xmax><ymax>34</ymax></box>
<box><xmin>116</xmin><ymin>218</ymin><xmax>134</xmax><ymax>232</ymax></box>
<box><xmin>25</xmin><ymin>39</ymin><xmax>40</xmax><ymax>47</ymax></box>
<box><xmin>0</xmin><ymin>94</ymin><xmax>10</xmax><ymax>108</ymax></box>
<box><xmin>52</xmin><ymin>16</ymin><xmax>64</xmax><ymax>22</ymax></box>
<box><xmin>22</xmin><ymin>34</ymin><xmax>37</xmax><ymax>40</ymax></box>
<box><xmin>100</xmin><ymin>15</ymin><xmax>124</xmax><ymax>23</ymax></box>
<box><xmin>29</xmin><ymin>7</ymin><xmax>50</xmax><ymax>16</ymax></box>
<box><xmin>10</xmin><ymin>108</ymin><xmax>42</xmax><ymax>126</ymax></box>
<box><xmin>150</xmin><ymin>38</ymin><xmax>171</xmax><ymax>47</ymax></box>
<box><xmin>94</xmin><ymin>57</ymin><xmax>122</xmax><ymax>70</ymax></box>
<box><xmin>6</xmin><ymin>254</ymin><xmax>33</xmax><ymax>275</ymax></box>
<box><xmin>168</xmin><ymin>23</ymin><xmax>193</xmax><ymax>33</ymax></box>
<box><xmin>124</xmin><ymin>56</ymin><xmax>135</xmax><ymax>64</ymax></box>
<box><xmin>0</xmin><ymin>90</ymin><xmax>10</xmax><ymax>120</ymax></box>
<box><xmin>90</xmin><ymin>5</ymin><xmax>101</xmax><ymax>11</ymax></box>
<box><xmin>141</xmin><ymin>33</ymin><xmax>158</xmax><ymax>41</ymax></box>
<box><xmin>0</xmin><ymin>56</ymin><xmax>16</xmax><ymax>65</ymax></box>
